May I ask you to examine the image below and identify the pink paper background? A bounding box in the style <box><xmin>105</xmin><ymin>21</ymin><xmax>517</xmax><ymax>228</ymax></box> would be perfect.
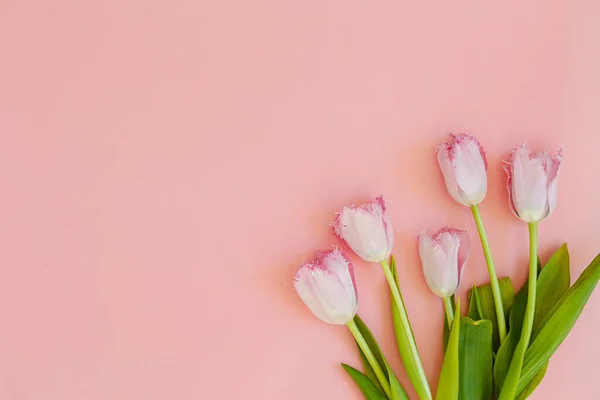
<box><xmin>1</xmin><ymin>0</ymin><xmax>599</xmax><ymax>399</ymax></box>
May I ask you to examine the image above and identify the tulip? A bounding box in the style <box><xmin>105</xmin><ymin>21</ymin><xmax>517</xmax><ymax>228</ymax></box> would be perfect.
<box><xmin>498</xmin><ymin>145</ymin><xmax>563</xmax><ymax>400</ymax></box>
<box><xmin>437</xmin><ymin>133</ymin><xmax>488</xmax><ymax>207</ymax></box>
<box><xmin>294</xmin><ymin>248</ymin><xmax>358</xmax><ymax>324</ymax></box>
<box><xmin>504</xmin><ymin>145</ymin><xmax>563</xmax><ymax>223</ymax></box>
<box><xmin>332</xmin><ymin>197</ymin><xmax>432</xmax><ymax>399</ymax></box>
<box><xmin>418</xmin><ymin>227</ymin><xmax>470</xmax><ymax>298</ymax></box>
<box><xmin>294</xmin><ymin>248</ymin><xmax>392</xmax><ymax>397</ymax></box>
<box><xmin>331</xmin><ymin>196</ymin><xmax>394</xmax><ymax>263</ymax></box>
<box><xmin>437</xmin><ymin>133</ymin><xmax>507</xmax><ymax>341</ymax></box>
<box><xmin>419</xmin><ymin>227</ymin><xmax>470</xmax><ymax>326</ymax></box>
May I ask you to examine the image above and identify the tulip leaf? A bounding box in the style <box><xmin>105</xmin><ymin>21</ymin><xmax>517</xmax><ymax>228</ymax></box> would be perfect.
<box><xmin>436</xmin><ymin>299</ymin><xmax>460</xmax><ymax>400</ymax></box>
<box><xmin>516</xmin><ymin>363</ymin><xmax>548</xmax><ymax>400</ymax></box>
<box><xmin>467</xmin><ymin>285</ymin><xmax>483</xmax><ymax>321</ymax></box>
<box><xmin>512</xmin><ymin>246</ymin><xmax>569</xmax><ymax>397</ymax></box>
<box><xmin>494</xmin><ymin>244</ymin><xmax>570</xmax><ymax>395</ymax></box>
<box><xmin>388</xmin><ymin>364</ymin><xmax>410</xmax><ymax>400</ymax></box>
<box><xmin>354</xmin><ymin>314</ymin><xmax>410</xmax><ymax>399</ymax></box>
<box><xmin>342</xmin><ymin>363</ymin><xmax>388</xmax><ymax>400</ymax></box>
<box><xmin>390</xmin><ymin>256</ymin><xmax>433</xmax><ymax>400</ymax></box>
<box><xmin>357</xmin><ymin>345</ymin><xmax>384</xmax><ymax>394</ymax></box>
<box><xmin>354</xmin><ymin>314</ymin><xmax>389</xmax><ymax>380</ymax></box>
<box><xmin>493</xmin><ymin>281</ymin><xmax>527</xmax><ymax>394</ymax></box>
<box><xmin>458</xmin><ymin>317</ymin><xmax>493</xmax><ymax>400</ymax></box>
<box><xmin>531</xmin><ymin>244</ymin><xmax>571</xmax><ymax>339</ymax></box>
<box><xmin>516</xmin><ymin>251</ymin><xmax>600</xmax><ymax>394</ymax></box>
<box><xmin>467</xmin><ymin>277</ymin><xmax>514</xmax><ymax>351</ymax></box>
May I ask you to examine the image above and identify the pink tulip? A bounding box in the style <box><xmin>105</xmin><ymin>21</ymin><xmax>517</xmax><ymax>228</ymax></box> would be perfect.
<box><xmin>505</xmin><ymin>145</ymin><xmax>563</xmax><ymax>223</ymax></box>
<box><xmin>437</xmin><ymin>134</ymin><xmax>488</xmax><ymax>206</ymax></box>
<box><xmin>331</xmin><ymin>196</ymin><xmax>394</xmax><ymax>263</ymax></box>
<box><xmin>294</xmin><ymin>248</ymin><xmax>358</xmax><ymax>324</ymax></box>
<box><xmin>418</xmin><ymin>227</ymin><xmax>470</xmax><ymax>298</ymax></box>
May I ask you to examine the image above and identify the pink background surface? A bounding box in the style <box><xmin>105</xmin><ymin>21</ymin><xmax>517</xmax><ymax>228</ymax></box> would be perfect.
<box><xmin>0</xmin><ymin>0</ymin><xmax>599</xmax><ymax>399</ymax></box>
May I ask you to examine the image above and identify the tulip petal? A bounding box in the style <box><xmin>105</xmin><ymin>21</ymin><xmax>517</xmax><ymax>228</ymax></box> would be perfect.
<box><xmin>436</xmin><ymin>227</ymin><xmax>471</xmax><ymax>283</ymax></box>
<box><xmin>377</xmin><ymin>197</ymin><xmax>395</xmax><ymax>258</ymax></box>
<box><xmin>504</xmin><ymin>160</ymin><xmax>520</xmax><ymax>219</ymax></box>
<box><xmin>437</xmin><ymin>231</ymin><xmax>461</xmax><ymax>290</ymax></box>
<box><xmin>453</xmin><ymin>139</ymin><xmax>488</xmax><ymax>205</ymax></box>
<box><xmin>547</xmin><ymin>177</ymin><xmax>559</xmax><ymax>216</ymax></box>
<box><xmin>455</xmin><ymin>230</ymin><xmax>470</xmax><ymax>282</ymax></box>
<box><xmin>294</xmin><ymin>266</ymin><xmax>341</xmax><ymax>324</ymax></box>
<box><xmin>511</xmin><ymin>147</ymin><xmax>549</xmax><ymax>222</ymax></box>
<box><xmin>546</xmin><ymin>150</ymin><xmax>563</xmax><ymax>215</ymax></box>
<box><xmin>438</xmin><ymin>148</ymin><xmax>466</xmax><ymax>205</ymax></box>
<box><xmin>319</xmin><ymin>248</ymin><xmax>358</xmax><ymax>307</ymax></box>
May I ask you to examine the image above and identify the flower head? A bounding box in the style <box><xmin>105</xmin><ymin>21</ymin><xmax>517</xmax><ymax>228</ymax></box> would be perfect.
<box><xmin>331</xmin><ymin>196</ymin><xmax>394</xmax><ymax>263</ymax></box>
<box><xmin>504</xmin><ymin>145</ymin><xmax>563</xmax><ymax>223</ymax></box>
<box><xmin>437</xmin><ymin>134</ymin><xmax>488</xmax><ymax>206</ymax></box>
<box><xmin>294</xmin><ymin>248</ymin><xmax>358</xmax><ymax>324</ymax></box>
<box><xmin>418</xmin><ymin>227</ymin><xmax>470</xmax><ymax>298</ymax></box>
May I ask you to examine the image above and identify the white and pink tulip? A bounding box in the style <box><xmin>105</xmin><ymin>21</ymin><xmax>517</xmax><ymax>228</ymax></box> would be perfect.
<box><xmin>418</xmin><ymin>227</ymin><xmax>470</xmax><ymax>298</ymax></box>
<box><xmin>331</xmin><ymin>196</ymin><xmax>394</xmax><ymax>263</ymax></box>
<box><xmin>437</xmin><ymin>133</ymin><xmax>488</xmax><ymax>207</ymax></box>
<box><xmin>505</xmin><ymin>145</ymin><xmax>563</xmax><ymax>223</ymax></box>
<box><xmin>294</xmin><ymin>248</ymin><xmax>358</xmax><ymax>325</ymax></box>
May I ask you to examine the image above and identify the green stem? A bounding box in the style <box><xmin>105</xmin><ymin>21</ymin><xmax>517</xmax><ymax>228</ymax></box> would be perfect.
<box><xmin>443</xmin><ymin>296</ymin><xmax>455</xmax><ymax>327</ymax></box>
<box><xmin>498</xmin><ymin>222</ymin><xmax>538</xmax><ymax>400</ymax></box>
<box><xmin>380</xmin><ymin>260</ymin><xmax>432</xmax><ymax>400</ymax></box>
<box><xmin>471</xmin><ymin>205</ymin><xmax>507</xmax><ymax>343</ymax></box>
<box><xmin>346</xmin><ymin>319</ymin><xmax>391</xmax><ymax>398</ymax></box>
<box><xmin>522</xmin><ymin>221</ymin><xmax>538</xmax><ymax>348</ymax></box>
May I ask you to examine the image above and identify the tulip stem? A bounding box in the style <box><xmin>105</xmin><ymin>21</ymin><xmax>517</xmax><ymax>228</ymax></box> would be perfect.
<box><xmin>346</xmin><ymin>319</ymin><xmax>391</xmax><ymax>398</ymax></box>
<box><xmin>443</xmin><ymin>296</ymin><xmax>455</xmax><ymax>327</ymax></box>
<box><xmin>471</xmin><ymin>205</ymin><xmax>507</xmax><ymax>343</ymax></box>
<box><xmin>380</xmin><ymin>260</ymin><xmax>432</xmax><ymax>400</ymax></box>
<box><xmin>522</xmin><ymin>222</ymin><xmax>538</xmax><ymax>348</ymax></box>
<box><xmin>498</xmin><ymin>222</ymin><xmax>538</xmax><ymax>400</ymax></box>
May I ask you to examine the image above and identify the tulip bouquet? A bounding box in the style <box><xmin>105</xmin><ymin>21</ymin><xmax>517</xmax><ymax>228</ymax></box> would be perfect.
<box><xmin>292</xmin><ymin>134</ymin><xmax>600</xmax><ymax>400</ymax></box>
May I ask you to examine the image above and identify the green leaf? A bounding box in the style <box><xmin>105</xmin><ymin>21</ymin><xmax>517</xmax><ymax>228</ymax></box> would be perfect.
<box><xmin>516</xmin><ymin>251</ymin><xmax>600</xmax><ymax>394</ymax></box>
<box><xmin>494</xmin><ymin>279</ymin><xmax>528</xmax><ymax>393</ymax></box>
<box><xmin>458</xmin><ymin>318</ymin><xmax>493</xmax><ymax>400</ymax></box>
<box><xmin>436</xmin><ymin>299</ymin><xmax>460</xmax><ymax>400</ymax></box>
<box><xmin>354</xmin><ymin>314</ymin><xmax>410</xmax><ymax>397</ymax></box>
<box><xmin>357</xmin><ymin>345</ymin><xmax>384</xmax><ymax>394</ymax></box>
<box><xmin>494</xmin><ymin>244</ymin><xmax>571</xmax><ymax>395</ymax></box>
<box><xmin>470</xmin><ymin>278</ymin><xmax>514</xmax><ymax>346</ymax></box>
<box><xmin>354</xmin><ymin>314</ymin><xmax>389</xmax><ymax>380</ymax></box>
<box><xmin>390</xmin><ymin>256</ymin><xmax>433</xmax><ymax>400</ymax></box>
<box><xmin>467</xmin><ymin>286</ymin><xmax>483</xmax><ymax>321</ymax></box>
<box><xmin>532</xmin><ymin>244</ymin><xmax>571</xmax><ymax>339</ymax></box>
<box><xmin>342</xmin><ymin>363</ymin><xmax>388</xmax><ymax>400</ymax></box>
<box><xmin>512</xmin><ymin>245</ymin><xmax>570</xmax><ymax>397</ymax></box>
<box><xmin>466</xmin><ymin>277</ymin><xmax>514</xmax><ymax>351</ymax></box>
<box><xmin>516</xmin><ymin>363</ymin><xmax>548</xmax><ymax>400</ymax></box>
<box><xmin>388</xmin><ymin>364</ymin><xmax>410</xmax><ymax>400</ymax></box>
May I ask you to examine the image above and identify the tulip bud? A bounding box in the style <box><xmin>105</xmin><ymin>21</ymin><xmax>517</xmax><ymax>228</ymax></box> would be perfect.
<box><xmin>418</xmin><ymin>227</ymin><xmax>470</xmax><ymax>298</ymax></box>
<box><xmin>504</xmin><ymin>145</ymin><xmax>563</xmax><ymax>223</ymax></box>
<box><xmin>331</xmin><ymin>196</ymin><xmax>394</xmax><ymax>263</ymax></box>
<box><xmin>294</xmin><ymin>248</ymin><xmax>359</xmax><ymax>324</ymax></box>
<box><xmin>437</xmin><ymin>133</ymin><xmax>488</xmax><ymax>206</ymax></box>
